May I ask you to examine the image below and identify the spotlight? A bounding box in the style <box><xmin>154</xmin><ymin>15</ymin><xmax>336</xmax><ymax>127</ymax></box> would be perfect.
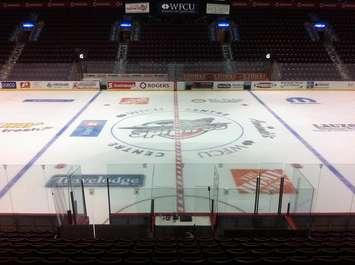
<box><xmin>265</xmin><ymin>53</ymin><xmax>271</xmax><ymax>60</ymax></box>
<box><xmin>217</xmin><ymin>21</ymin><xmax>230</xmax><ymax>29</ymax></box>
<box><xmin>21</xmin><ymin>22</ymin><xmax>35</xmax><ymax>29</ymax></box>
<box><xmin>314</xmin><ymin>23</ymin><xmax>327</xmax><ymax>30</ymax></box>
<box><xmin>120</xmin><ymin>21</ymin><xmax>132</xmax><ymax>29</ymax></box>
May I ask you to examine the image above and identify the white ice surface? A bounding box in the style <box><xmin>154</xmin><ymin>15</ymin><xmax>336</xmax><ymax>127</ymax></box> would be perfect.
<box><xmin>0</xmin><ymin>90</ymin><xmax>354</xmax><ymax>223</ymax></box>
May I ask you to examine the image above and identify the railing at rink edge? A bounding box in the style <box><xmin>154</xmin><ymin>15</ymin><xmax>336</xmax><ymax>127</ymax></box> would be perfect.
<box><xmin>1</xmin><ymin>163</ymin><xmax>355</xmax><ymax>233</ymax></box>
<box><xmin>67</xmin><ymin>61</ymin><xmax>355</xmax><ymax>85</ymax></box>
<box><xmin>3</xmin><ymin>61</ymin><xmax>355</xmax><ymax>90</ymax></box>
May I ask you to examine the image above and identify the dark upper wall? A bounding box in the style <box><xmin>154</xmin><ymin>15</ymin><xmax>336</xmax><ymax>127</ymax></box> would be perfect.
<box><xmin>0</xmin><ymin>1</ymin><xmax>355</xmax><ymax>11</ymax></box>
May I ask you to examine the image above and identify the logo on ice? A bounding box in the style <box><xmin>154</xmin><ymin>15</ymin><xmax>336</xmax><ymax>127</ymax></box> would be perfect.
<box><xmin>0</xmin><ymin>122</ymin><xmax>52</xmax><ymax>133</ymax></box>
<box><xmin>119</xmin><ymin>118</ymin><xmax>229</xmax><ymax>140</ymax></box>
<box><xmin>109</xmin><ymin>108</ymin><xmax>255</xmax><ymax>157</ymax></box>
<box><xmin>286</xmin><ymin>97</ymin><xmax>318</xmax><ymax>104</ymax></box>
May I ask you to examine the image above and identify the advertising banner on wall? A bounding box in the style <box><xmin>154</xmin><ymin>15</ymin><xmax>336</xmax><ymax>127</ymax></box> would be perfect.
<box><xmin>0</xmin><ymin>1</ymin><xmax>125</xmax><ymax>9</ymax></box>
<box><xmin>1</xmin><ymin>1</ymin><xmax>355</xmax><ymax>10</ymax></box>
<box><xmin>206</xmin><ymin>3</ymin><xmax>230</xmax><ymax>14</ymax></box>
<box><xmin>230</xmin><ymin>0</ymin><xmax>355</xmax><ymax>10</ymax></box>
<box><xmin>125</xmin><ymin>2</ymin><xmax>150</xmax><ymax>13</ymax></box>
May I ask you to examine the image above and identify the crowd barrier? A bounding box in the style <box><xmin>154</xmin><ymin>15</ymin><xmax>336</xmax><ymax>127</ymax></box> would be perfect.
<box><xmin>67</xmin><ymin>80</ymin><xmax>355</xmax><ymax>91</ymax></box>
<box><xmin>176</xmin><ymin>81</ymin><xmax>355</xmax><ymax>90</ymax></box>
<box><xmin>2</xmin><ymin>80</ymin><xmax>355</xmax><ymax>91</ymax></box>
<box><xmin>252</xmin><ymin>81</ymin><xmax>355</xmax><ymax>90</ymax></box>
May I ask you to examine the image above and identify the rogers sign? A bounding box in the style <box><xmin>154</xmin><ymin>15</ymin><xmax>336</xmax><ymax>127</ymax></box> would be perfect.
<box><xmin>137</xmin><ymin>82</ymin><xmax>174</xmax><ymax>90</ymax></box>
<box><xmin>160</xmin><ymin>2</ymin><xmax>197</xmax><ymax>14</ymax></box>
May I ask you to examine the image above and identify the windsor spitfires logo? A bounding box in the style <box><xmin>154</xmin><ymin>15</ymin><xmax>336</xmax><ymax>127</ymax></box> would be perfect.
<box><xmin>119</xmin><ymin>118</ymin><xmax>228</xmax><ymax>140</ymax></box>
<box><xmin>108</xmin><ymin>107</ymin><xmax>272</xmax><ymax>158</ymax></box>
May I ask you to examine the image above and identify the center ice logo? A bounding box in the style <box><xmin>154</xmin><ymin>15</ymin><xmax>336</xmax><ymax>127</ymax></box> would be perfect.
<box><xmin>119</xmin><ymin>118</ymin><xmax>229</xmax><ymax>140</ymax></box>
<box><xmin>109</xmin><ymin>108</ymin><xmax>276</xmax><ymax>158</ymax></box>
<box><xmin>109</xmin><ymin>108</ymin><xmax>251</xmax><ymax>155</ymax></box>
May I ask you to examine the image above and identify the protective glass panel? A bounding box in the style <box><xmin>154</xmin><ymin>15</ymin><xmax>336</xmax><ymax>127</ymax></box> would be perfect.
<box><xmin>105</xmin><ymin>163</ymin><xmax>154</xmax><ymax>221</ymax></box>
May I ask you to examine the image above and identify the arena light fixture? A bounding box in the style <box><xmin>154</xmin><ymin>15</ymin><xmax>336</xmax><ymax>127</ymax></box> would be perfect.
<box><xmin>217</xmin><ymin>22</ymin><xmax>230</xmax><ymax>28</ymax></box>
<box><xmin>21</xmin><ymin>22</ymin><xmax>35</xmax><ymax>29</ymax></box>
<box><xmin>314</xmin><ymin>23</ymin><xmax>326</xmax><ymax>29</ymax></box>
<box><xmin>120</xmin><ymin>21</ymin><xmax>132</xmax><ymax>28</ymax></box>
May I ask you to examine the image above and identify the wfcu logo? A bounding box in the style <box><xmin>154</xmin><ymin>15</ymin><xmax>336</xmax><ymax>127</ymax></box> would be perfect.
<box><xmin>0</xmin><ymin>122</ymin><xmax>52</xmax><ymax>133</ymax></box>
<box><xmin>286</xmin><ymin>97</ymin><xmax>318</xmax><ymax>104</ymax></box>
<box><xmin>160</xmin><ymin>1</ymin><xmax>197</xmax><ymax>14</ymax></box>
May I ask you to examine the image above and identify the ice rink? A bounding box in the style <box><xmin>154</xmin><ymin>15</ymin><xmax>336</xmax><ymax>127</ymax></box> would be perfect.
<box><xmin>0</xmin><ymin>90</ymin><xmax>355</xmax><ymax>224</ymax></box>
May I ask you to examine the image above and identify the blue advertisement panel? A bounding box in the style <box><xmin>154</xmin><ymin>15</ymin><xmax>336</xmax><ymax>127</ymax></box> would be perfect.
<box><xmin>71</xmin><ymin>120</ymin><xmax>107</xmax><ymax>137</ymax></box>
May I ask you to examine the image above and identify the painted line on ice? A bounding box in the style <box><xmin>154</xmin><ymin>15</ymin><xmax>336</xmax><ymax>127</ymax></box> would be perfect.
<box><xmin>249</xmin><ymin>91</ymin><xmax>355</xmax><ymax>193</ymax></box>
<box><xmin>173</xmin><ymin>89</ymin><xmax>185</xmax><ymax>212</ymax></box>
<box><xmin>0</xmin><ymin>91</ymin><xmax>102</xmax><ymax>198</ymax></box>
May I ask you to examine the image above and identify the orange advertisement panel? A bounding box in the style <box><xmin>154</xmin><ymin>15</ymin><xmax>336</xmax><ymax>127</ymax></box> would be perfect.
<box><xmin>231</xmin><ymin>169</ymin><xmax>296</xmax><ymax>194</ymax></box>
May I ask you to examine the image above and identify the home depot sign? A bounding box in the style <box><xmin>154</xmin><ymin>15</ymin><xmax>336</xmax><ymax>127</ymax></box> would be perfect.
<box><xmin>230</xmin><ymin>169</ymin><xmax>296</xmax><ymax>194</ymax></box>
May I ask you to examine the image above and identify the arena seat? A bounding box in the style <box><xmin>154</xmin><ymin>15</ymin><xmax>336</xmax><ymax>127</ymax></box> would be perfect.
<box><xmin>2</xmin><ymin>9</ymin><xmax>355</xmax><ymax>81</ymax></box>
<box><xmin>316</xmin><ymin>11</ymin><xmax>355</xmax><ymax>79</ymax></box>
<box><xmin>0</xmin><ymin>229</ymin><xmax>354</xmax><ymax>264</ymax></box>
<box><xmin>230</xmin><ymin>10</ymin><xmax>334</xmax><ymax>80</ymax></box>
<box><xmin>0</xmin><ymin>10</ymin><xmax>28</xmax><ymax>71</ymax></box>
<box><xmin>126</xmin><ymin>22</ymin><xmax>224</xmax><ymax>67</ymax></box>
<box><xmin>9</xmin><ymin>9</ymin><xmax>120</xmax><ymax>81</ymax></box>
<box><xmin>280</xmin><ymin>63</ymin><xmax>341</xmax><ymax>80</ymax></box>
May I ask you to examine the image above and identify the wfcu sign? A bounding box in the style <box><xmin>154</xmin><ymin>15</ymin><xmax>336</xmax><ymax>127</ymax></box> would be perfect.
<box><xmin>159</xmin><ymin>1</ymin><xmax>199</xmax><ymax>14</ymax></box>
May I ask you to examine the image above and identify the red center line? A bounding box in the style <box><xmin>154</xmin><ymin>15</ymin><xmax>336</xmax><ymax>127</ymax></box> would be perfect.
<box><xmin>173</xmin><ymin>89</ymin><xmax>185</xmax><ymax>213</ymax></box>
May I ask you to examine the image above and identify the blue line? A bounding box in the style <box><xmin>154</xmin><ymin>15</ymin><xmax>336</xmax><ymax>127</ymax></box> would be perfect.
<box><xmin>0</xmin><ymin>91</ymin><xmax>101</xmax><ymax>198</ymax></box>
<box><xmin>249</xmin><ymin>91</ymin><xmax>355</xmax><ymax>194</ymax></box>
